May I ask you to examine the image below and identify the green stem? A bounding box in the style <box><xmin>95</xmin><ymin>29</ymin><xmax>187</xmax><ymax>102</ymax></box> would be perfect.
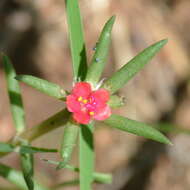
<box><xmin>79</xmin><ymin>123</ymin><xmax>94</xmax><ymax>190</ymax></box>
<box><xmin>64</xmin><ymin>0</ymin><xmax>94</xmax><ymax>188</ymax></box>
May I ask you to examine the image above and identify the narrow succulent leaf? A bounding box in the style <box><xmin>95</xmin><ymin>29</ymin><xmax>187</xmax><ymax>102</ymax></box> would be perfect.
<box><xmin>21</xmin><ymin>151</ymin><xmax>34</xmax><ymax>190</ymax></box>
<box><xmin>0</xmin><ymin>142</ymin><xmax>14</xmax><ymax>153</ymax></box>
<box><xmin>104</xmin><ymin>114</ymin><xmax>172</xmax><ymax>144</ymax></box>
<box><xmin>79</xmin><ymin>123</ymin><xmax>94</xmax><ymax>190</ymax></box>
<box><xmin>0</xmin><ymin>109</ymin><xmax>70</xmax><ymax>159</ymax></box>
<box><xmin>85</xmin><ymin>16</ymin><xmax>115</xmax><ymax>84</ymax></box>
<box><xmin>18</xmin><ymin>109</ymin><xmax>70</xmax><ymax>143</ymax></box>
<box><xmin>57</xmin><ymin>123</ymin><xmax>79</xmax><ymax>169</ymax></box>
<box><xmin>65</xmin><ymin>0</ymin><xmax>87</xmax><ymax>80</ymax></box>
<box><xmin>102</xmin><ymin>39</ymin><xmax>168</xmax><ymax>93</ymax></box>
<box><xmin>0</xmin><ymin>163</ymin><xmax>50</xmax><ymax>190</ymax></box>
<box><xmin>15</xmin><ymin>75</ymin><xmax>66</xmax><ymax>100</ymax></box>
<box><xmin>19</xmin><ymin>146</ymin><xmax>57</xmax><ymax>154</ymax></box>
<box><xmin>93</xmin><ymin>172</ymin><xmax>112</xmax><ymax>184</ymax></box>
<box><xmin>107</xmin><ymin>95</ymin><xmax>125</xmax><ymax>108</ymax></box>
<box><xmin>2</xmin><ymin>54</ymin><xmax>25</xmax><ymax>134</ymax></box>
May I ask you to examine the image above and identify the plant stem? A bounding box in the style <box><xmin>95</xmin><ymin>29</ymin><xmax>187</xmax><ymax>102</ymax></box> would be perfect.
<box><xmin>79</xmin><ymin>123</ymin><xmax>94</xmax><ymax>190</ymax></box>
<box><xmin>64</xmin><ymin>0</ymin><xmax>94</xmax><ymax>188</ymax></box>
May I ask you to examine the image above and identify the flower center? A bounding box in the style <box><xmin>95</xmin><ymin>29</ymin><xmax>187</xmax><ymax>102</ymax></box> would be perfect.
<box><xmin>89</xmin><ymin>111</ymin><xmax>95</xmax><ymax>116</ymax></box>
<box><xmin>77</xmin><ymin>95</ymin><xmax>97</xmax><ymax>115</ymax></box>
<box><xmin>78</xmin><ymin>96</ymin><xmax>88</xmax><ymax>104</ymax></box>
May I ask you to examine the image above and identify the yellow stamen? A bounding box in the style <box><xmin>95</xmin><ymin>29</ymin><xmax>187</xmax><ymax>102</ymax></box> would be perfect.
<box><xmin>89</xmin><ymin>111</ymin><xmax>94</xmax><ymax>116</ymax></box>
<box><xmin>83</xmin><ymin>99</ymin><xmax>88</xmax><ymax>104</ymax></box>
<box><xmin>78</xmin><ymin>96</ymin><xmax>83</xmax><ymax>102</ymax></box>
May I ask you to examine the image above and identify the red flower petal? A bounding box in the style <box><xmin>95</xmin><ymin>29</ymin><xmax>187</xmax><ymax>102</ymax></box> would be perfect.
<box><xmin>72</xmin><ymin>82</ymin><xmax>92</xmax><ymax>98</ymax></box>
<box><xmin>73</xmin><ymin>111</ymin><xmax>91</xmax><ymax>124</ymax></box>
<box><xmin>66</xmin><ymin>82</ymin><xmax>111</xmax><ymax>124</ymax></box>
<box><xmin>93</xmin><ymin>104</ymin><xmax>111</xmax><ymax>120</ymax></box>
<box><xmin>66</xmin><ymin>95</ymin><xmax>81</xmax><ymax>112</ymax></box>
<box><xmin>90</xmin><ymin>89</ymin><xmax>110</xmax><ymax>103</ymax></box>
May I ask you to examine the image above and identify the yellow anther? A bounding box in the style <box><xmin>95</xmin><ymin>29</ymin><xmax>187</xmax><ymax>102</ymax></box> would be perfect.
<box><xmin>83</xmin><ymin>99</ymin><xmax>88</xmax><ymax>104</ymax></box>
<box><xmin>89</xmin><ymin>111</ymin><xmax>94</xmax><ymax>116</ymax></box>
<box><xmin>78</xmin><ymin>96</ymin><xmax>83</xmax><ymax>102</ymax></box>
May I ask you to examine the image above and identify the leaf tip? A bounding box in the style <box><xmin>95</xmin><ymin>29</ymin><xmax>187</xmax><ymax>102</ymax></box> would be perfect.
<box><xmin>163</xmin><ymin>137</ymin><xmax>173</xmax><ymax>145</ymax></box>
<box><xmin>109</xmin><ymin>15</ymin><xmax>116</xmax><ymax>25</ymax></box>
<box><xmin>105</xmin><ymin>15</ymin><xmax>116</xmax><ymax>28</ymax></box>
<box><xmin>110</xmin><ymin>15</ymin><xmax>116</xmax><ymax>21</ymax></box>
<box><xmin>159</xmin><ymin>38</ymin><xmax>168</xmax><ymax>46</ymax></box>
<box><xmin>168</xmin><ymin>140</ymin><xmax>173</xmax><ymax>146</ymax></box>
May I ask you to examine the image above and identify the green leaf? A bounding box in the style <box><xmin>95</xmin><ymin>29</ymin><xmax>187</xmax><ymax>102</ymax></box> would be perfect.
<box><xmin>104</xmin><ymin>114</ymin><xmax>172</xmax><ymax>145</ymax></box>
<box><xmin>0</xmin><ymin>142</ymin><xmax>14</xmax><ymax>153</ymax></box>
<box><xmin>0</xmin><ymin>109</ymin><xmax>70</xmax><ymax>159</ymax></box>
<box><xmin>19</xmin><ymin>146</ymin><xmax>57</xmax><ymax>154</ymax></box>
<box><xmin>107</xmin><ymin>95</ymin><xmax>125</xmax><ymax>108</ymax></box>
<box><xmin>21</xmin><ymin>151</ymin><xmax>34</xmax><ymax>190</ymax></box>
<box><xmin>79</xmin><ymin>123</ymin><xmax>94</xmax><ymax>190</ymax></box>
<box><xmin>0</xmin><ymin>163</ymin><xmax>50</xmax><ymax>190</ymax></box>
<box><xmin>18</xmin><ymin>109</ymin><xmax>70</xmax><ymax>143</ymax></box>
<box><xmin>57</xmin><ymin>123</ymin><xmax>79</xmax><ymax>169</ymax></box>
<box><xmin>0</xmin><ymin>143</ymin><xmax>57</xmax><ymax>154</ymax></box>
<box><xmin>65</xmin><ymin>0</ymin><xmax>87</xmax><ymax>80</ymax></box>
<box><xmin>85</xmin><ymin>16</ymin><xmax>115</xmax><ymax>85</ymax></box>
<box><xmin>102</xmin><ymin>39</ymin><xmax>168</xmax><ymax>93</ymax></box>
<box><xmin>2</xmin><ymin>54</ymin><xmax>25</xmax><ymax>134</ymax></box>
<box><xmin>15</xmin><ymin>75</ymin><xmax>66</xmax><ymax>100</ymax></box>
<box><xmin>93</xmin><ymin>172</ymin><xmax>112</xmax><ymax>184</ymax></box>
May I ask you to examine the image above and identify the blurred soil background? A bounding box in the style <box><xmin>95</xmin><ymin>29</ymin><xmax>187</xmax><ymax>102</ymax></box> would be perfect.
<box><xmin>0</xmin><ymin>0</ymin><xmax>190</xmax><ymax>189</ymax></box>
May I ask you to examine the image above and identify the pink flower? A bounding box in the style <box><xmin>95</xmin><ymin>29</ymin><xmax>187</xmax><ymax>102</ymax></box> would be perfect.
<box><xmin>66</xmin><ymin>82</ymin><xmax>111</xmax><ymax>124</ymax></box>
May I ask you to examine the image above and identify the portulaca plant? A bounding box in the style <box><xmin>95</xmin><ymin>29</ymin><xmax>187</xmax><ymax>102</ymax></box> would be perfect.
<box><xmin>0</xmin><ymin>0</ymin><xmax>171</xmax><ymax>190</ymax></box>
